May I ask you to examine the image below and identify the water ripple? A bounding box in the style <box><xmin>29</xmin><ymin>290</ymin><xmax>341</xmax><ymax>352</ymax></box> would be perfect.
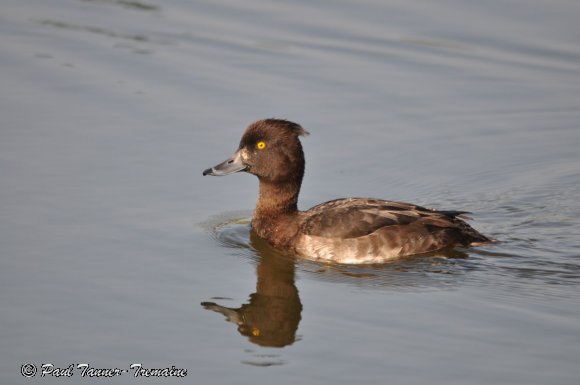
<box><xmin>203</xmin><ymin>205</ymin><xmax>580</xmax><ymax>299</ymax></box>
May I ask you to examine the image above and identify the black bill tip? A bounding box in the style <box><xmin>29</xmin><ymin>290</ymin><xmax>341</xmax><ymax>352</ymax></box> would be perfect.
<box><xmin>202</xmin><ymin>168</ymin><xmax>214</xmax><ymax>176</ymax></box>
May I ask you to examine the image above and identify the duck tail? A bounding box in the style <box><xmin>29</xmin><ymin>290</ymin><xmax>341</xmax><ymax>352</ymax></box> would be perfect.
<box><xmin>458</xmin><ymin>221</ymin><xmax>495</xmax><ymax>246</ymax></box>
<box><xmin>444</xmin><ymin>212</ymin><xmax>495</xmax><ymax>246</ymax></box>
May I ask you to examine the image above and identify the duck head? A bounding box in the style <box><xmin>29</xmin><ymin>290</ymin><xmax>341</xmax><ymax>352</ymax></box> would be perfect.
<box><xmin>203</xmin><ymin>119</ymin><xmax>309</xmax><ymax>185</ymax></box>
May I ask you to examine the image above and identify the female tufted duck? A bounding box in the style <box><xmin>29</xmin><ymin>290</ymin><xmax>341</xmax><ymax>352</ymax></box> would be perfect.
<box><xmin>203</xmin><ymin>119</ymin><xmax>491</xmax><ymax>264</ymax></box>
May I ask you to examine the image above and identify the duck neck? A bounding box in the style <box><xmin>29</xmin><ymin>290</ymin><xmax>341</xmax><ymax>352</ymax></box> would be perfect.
<box><xmin>255</xmin><ymin>180</ymin><xmax>301</xmax><ymax>219</ymax></box>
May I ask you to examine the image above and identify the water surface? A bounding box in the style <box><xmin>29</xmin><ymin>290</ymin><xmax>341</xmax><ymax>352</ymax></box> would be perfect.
<box><xmin>2</xmin><ymin>0</ymin><xmax>580</xmax><ymax>384</ymax></box>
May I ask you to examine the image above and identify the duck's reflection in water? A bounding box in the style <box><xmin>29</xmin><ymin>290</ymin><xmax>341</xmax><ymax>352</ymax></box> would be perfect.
<box><xmin>202</xmin><ymin>232</ymin><xmax>302</xmax><ymax>348</ymax></box>
<box><xmin>201</xmin><ymin>219</ymin><xmax>474</xmax><ymax>348</ymax></box>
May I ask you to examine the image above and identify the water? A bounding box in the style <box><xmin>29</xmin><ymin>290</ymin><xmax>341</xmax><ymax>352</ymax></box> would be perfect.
<box><xmin>1</xmin><ymin>0</ymin><xmax>580</xmax><ymax>384</ymax></box>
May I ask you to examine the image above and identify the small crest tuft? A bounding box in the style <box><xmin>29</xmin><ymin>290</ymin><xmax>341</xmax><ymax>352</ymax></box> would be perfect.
<box><xmin>262</xmin><ymin>118</ymin><xmax>310</xmax><ymax>137</ymax></box>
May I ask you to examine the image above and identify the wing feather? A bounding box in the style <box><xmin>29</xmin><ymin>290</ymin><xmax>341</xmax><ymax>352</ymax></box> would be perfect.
<box><xmin>301</xmin><ymin>198</ymin><xmax>460</xmax><ymax>239</ymax></box>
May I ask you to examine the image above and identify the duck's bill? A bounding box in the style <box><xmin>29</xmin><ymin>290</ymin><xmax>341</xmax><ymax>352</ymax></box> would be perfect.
<box><xmin>203</xmin><ymin>151</ymin><xmax>247</xmax><ymax>176</ymax></box>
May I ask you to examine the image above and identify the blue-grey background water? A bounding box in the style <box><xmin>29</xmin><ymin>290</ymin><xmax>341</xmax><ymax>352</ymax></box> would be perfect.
<box><xmin>2</xmin><ymin>0</ymin><xmax>580</xmax><ymax>384</ymax></box>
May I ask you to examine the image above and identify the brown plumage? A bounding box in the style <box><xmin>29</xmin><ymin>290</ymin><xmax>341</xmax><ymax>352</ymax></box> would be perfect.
<box><xmin>203</xmin><ymin>119</ymin><xmax>492</xmax><ymax>264</ymax></box>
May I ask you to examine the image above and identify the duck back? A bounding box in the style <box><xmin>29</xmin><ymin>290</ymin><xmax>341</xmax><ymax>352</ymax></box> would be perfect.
<box><xmin>295</xmin><ymin>198</ymin><xmax>490</xmax><ymax>263</ymax></box>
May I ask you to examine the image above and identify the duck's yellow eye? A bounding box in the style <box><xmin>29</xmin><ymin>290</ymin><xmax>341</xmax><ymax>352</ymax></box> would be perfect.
<box><xmin>256</xmin><ymin>141</ymin><xmax>266</xmax><ymax>150</ymax></box>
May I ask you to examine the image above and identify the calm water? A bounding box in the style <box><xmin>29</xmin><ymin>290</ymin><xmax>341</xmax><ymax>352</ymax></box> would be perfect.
<box><xmin>2</xmin><ymin>0</ymin><xmax>580</xmax><ymax>384</ymax></box>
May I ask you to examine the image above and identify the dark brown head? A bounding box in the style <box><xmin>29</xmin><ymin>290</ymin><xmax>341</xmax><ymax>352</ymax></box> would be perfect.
<box><xmin>203</xmin><ymin>119</ymin><xmax>309</xmax><ymax>185</ymax></box>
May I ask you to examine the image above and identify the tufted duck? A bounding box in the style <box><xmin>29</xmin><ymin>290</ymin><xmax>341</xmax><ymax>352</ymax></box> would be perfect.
<box><xmin>203</xmin><ymin>119</ymin><xmax>491</xmax><ymax>264</ymax></box>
